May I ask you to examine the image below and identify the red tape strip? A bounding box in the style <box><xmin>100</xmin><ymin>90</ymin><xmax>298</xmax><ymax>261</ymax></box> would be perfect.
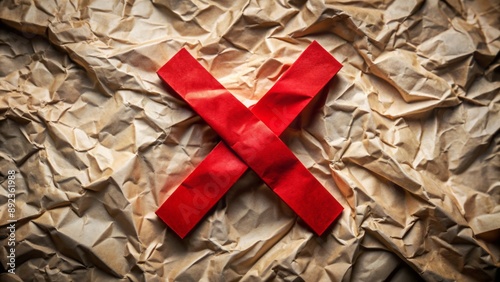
<box><xmin>157</xmin><ymin>42</ymin><xmax>343</xmax><ymax>237</ymax></box>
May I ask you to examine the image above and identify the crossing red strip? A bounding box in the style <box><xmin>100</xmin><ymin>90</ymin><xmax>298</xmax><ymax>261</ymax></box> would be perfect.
<box><xmin>157</xmin><ymin>42</ymin><xmax>343</xmax><ymax>238</ymax></box>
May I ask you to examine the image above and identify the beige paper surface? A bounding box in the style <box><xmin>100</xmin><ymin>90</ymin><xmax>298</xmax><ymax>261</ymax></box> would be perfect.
<box><xmin>0</xmin><ymin>0</ymin><xmax>498</xmax><ymax>280</ymax></box>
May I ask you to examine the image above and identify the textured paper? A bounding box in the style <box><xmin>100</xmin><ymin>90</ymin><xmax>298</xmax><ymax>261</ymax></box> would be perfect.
<box><xmin>0</xmin><ymin>0</ymin><xmax>499</xmax><ymax>281</ymax></box>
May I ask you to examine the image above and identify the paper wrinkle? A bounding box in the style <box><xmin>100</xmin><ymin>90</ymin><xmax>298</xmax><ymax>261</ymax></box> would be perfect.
<box><xmin>0</xmin><ymin>0</ymin><xmax>499</xmax><ymax>281</ymax></box>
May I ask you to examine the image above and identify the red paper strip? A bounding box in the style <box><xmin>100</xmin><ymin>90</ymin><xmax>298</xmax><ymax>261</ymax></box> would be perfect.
<box><xmin>156</xmin><ymin>42</ymin><xmax>340</xmax><ymax>237</ymax></box>
<box><xmin>157</xmin><ymin>42</ymin><xmax>343</xmax><ymax>237</ymax></box>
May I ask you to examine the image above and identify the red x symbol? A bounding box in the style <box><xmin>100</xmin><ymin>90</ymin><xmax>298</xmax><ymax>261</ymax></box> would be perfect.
<box><xmin>157</xmin><ymin>42</ymin><xmax>343</xmax><ymax>238</ymax></box>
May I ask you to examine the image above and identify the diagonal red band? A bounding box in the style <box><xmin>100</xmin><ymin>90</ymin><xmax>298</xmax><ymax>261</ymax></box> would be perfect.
<box><xmin>157</xmin><ymin>42</ymin><xmax>341</xmax><ymax>238</ymax></box>
<box><xmin>157</xmin><ymin>42</ymin><xmax>343</xmax><ymax>237</ymax></box>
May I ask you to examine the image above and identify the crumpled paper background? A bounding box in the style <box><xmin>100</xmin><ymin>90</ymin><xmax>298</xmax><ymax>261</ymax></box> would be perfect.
<box><xmin>0</xmin><ymin>0</ymin><xmax>498</xmax><ymax>281</ymax></box>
